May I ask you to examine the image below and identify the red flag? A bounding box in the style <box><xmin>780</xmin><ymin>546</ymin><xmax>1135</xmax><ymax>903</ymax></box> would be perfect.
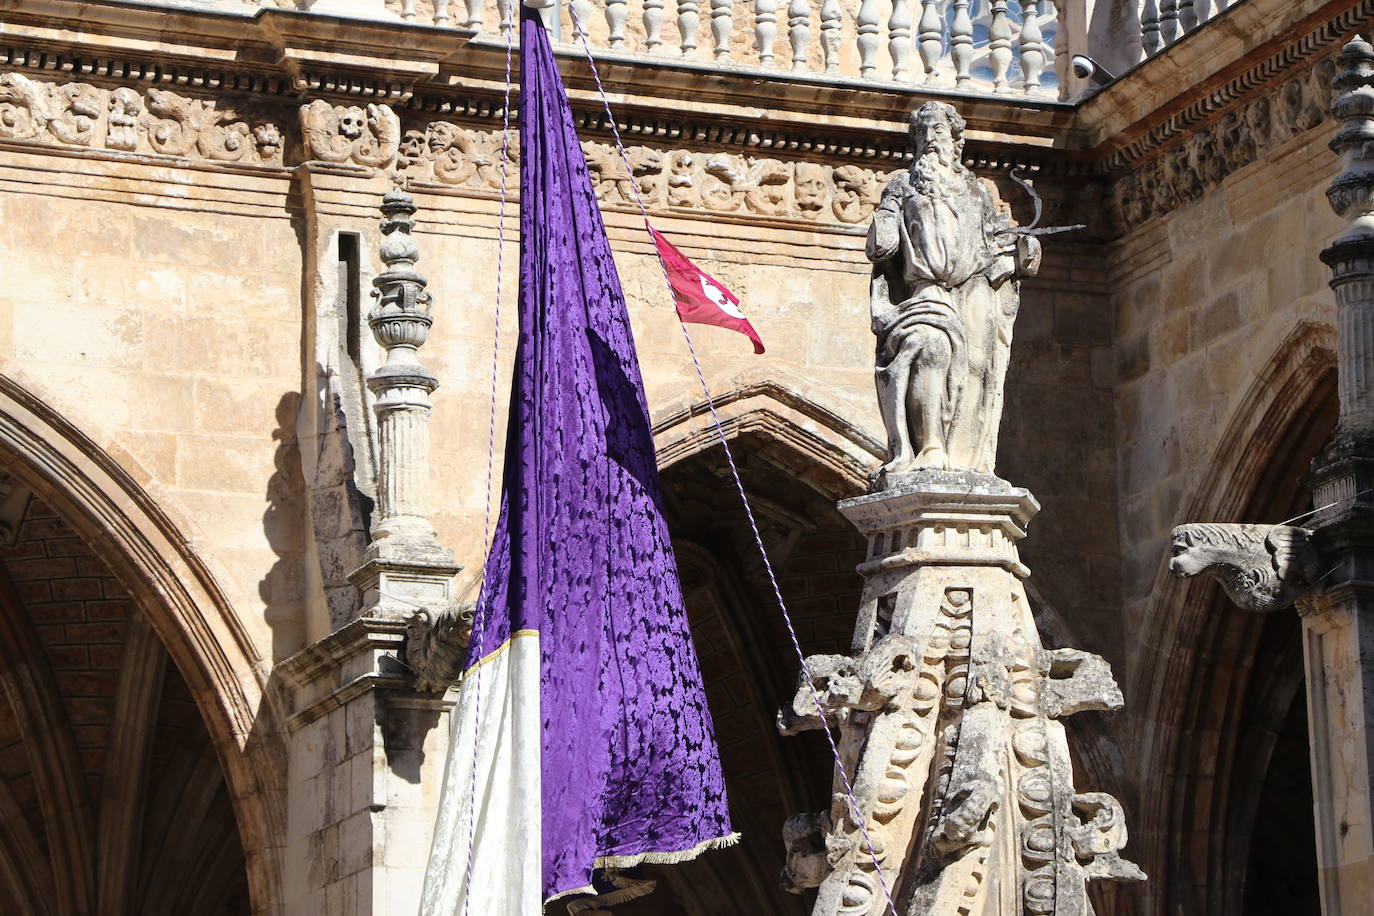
<box><xmin>649</xmin><ymin>226</ymin><xmax>765</xmax><ymax>354</ymax></box>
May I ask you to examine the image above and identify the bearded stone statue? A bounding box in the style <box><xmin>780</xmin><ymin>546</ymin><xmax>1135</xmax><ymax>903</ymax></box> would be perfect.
<box><xmin>867</xmin><ymin>101</ymin><xmax>1041</xmax><ymax>482</ymax></box>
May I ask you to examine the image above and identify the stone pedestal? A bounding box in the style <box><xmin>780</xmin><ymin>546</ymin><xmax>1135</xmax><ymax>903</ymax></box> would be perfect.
<box><xmin>278</xmin><ymin>619</ymin><xmax>455</xmax><ymax>916</ymax></box>
<box><xmin>780</xmin><ymin>471</ymin><xmax>1141</xmax><ymax>916</ymax></box>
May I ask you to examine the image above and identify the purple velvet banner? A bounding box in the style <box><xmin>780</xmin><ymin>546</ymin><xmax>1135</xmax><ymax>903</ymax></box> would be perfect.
<box><xmin>468</xmin><ymin>5</ymin><xmax>735</xmax><ymax>902</ymax></box>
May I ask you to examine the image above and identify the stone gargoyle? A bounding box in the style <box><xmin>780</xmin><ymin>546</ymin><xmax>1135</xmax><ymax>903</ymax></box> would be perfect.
<box><xmin>1168</xmin><ymin>522</ymin><xmax>1320</xmax><ymax>612</ymax></box>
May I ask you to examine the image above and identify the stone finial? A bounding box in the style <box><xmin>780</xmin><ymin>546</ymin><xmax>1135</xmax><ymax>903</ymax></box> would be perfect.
<box><xmin>349</xmin><ymin>188</ymin><xmax>461</xmax><ymax>637</ymax></box>
<box><xmin>1325</xmin><ymin>36</ymin><xmax>1374</xmax><ymax>251</ymax></box>
<box><xmin>1322</xmin><ymin>37</ymin><xmax>1374</xmax><ymax>436</ymax></box>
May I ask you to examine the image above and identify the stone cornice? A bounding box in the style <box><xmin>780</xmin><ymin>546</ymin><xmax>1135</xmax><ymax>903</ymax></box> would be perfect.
<box><xmin>0</xmin><ymin>0</ymin><xmax>1074</xmax><ymax>163</ymax></box>
<box><xmin>1078</xmin><ymin>0</ymin><xmax>1367</xmax><ymax>168</ymax></box>
<box><xmin>0</xmin><ymin>0</ymin><xmax>1362</xmax><ymax>235</ymax></box>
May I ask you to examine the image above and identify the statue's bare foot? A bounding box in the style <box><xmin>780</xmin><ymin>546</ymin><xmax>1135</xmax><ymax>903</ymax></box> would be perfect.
<box><xmin>915</xmin><ymin>445</ymin><xmax>949</xmax><ymax>469</ymax></box>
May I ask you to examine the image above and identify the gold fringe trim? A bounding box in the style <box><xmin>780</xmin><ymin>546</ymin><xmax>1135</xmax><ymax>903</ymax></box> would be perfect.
<box><xmin>565</xmin><ymin>878</ymin><xmax>658</xmax><ymax>913</ymax></box>
<box><xmin>544</xmin><ymin>884</ymin><xmax>598</xmax><ymax>907</ymax></box>
<box><xmin>542</xmin><ymin>834</ymin><xmax>740</xmax><ymax>910</ymax></box>
<box><xmin>592</xmin><ymin>832</ymin><xmax>741</xmax><ymax>869</ymax></box>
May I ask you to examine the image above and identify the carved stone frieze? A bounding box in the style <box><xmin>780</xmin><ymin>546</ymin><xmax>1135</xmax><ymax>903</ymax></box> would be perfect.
<box><xmin>299</xmin><ymin>99</ymin><xmax>400</xmax><ymax>169</ymax></box>
<box><xmin>1109</xmin><ymin>57</ymin><xmax>1338</xmax><ymax>235</ymax></box>
<box><xmin>394</xmin><ymin>118</ymin><xmax>898</xmax><ymax>226</ymax></box>
<box><xmin>0</xmin><ymin>72</ymin><xmax>285</xmax><ymax>164</ymax></box>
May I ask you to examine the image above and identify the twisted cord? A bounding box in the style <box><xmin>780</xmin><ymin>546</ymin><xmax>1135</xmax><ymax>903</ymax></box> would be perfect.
<box><xmin>458</xmin><ymin>7</ymin><xmax>517</xmax><ymax>914</ymax></box>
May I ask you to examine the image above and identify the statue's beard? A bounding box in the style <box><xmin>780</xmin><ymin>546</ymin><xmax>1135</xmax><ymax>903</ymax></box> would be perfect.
<box><xmin>912</xmin><ymin>147</ymin><xmax>966</xmax><ymax>200</ymax></box>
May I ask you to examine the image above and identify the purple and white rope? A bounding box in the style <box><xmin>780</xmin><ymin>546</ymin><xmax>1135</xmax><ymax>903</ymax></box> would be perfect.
<box><xmin>459</xmin><ymin>7</ymin><xmax>517</xmax><ymax>915</ymax></box>
<box><xmin>561</xmin><ymin>8</ymin><xmax>900</xmax><ymax>915</ymax></box>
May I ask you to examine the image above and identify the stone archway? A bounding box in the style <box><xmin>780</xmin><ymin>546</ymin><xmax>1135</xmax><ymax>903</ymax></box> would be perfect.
<box><xmin>602</xmin><ymin>388</ymin><xmax>879</xmax><ymax>915</ymax></box>
<box><xmin>0</xmin><ymin>371</ymin><xmax>287</xmax><ymax>915</ymax></box>
<box><xmin>1132</xmin><ymin>322</ymin><xmax>1337</xmax><ymax>915</ymax></box>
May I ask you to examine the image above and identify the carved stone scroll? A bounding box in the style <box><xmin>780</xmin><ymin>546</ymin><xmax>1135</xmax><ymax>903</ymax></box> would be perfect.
<box><xmin>299</xmin><ymin>99</ymin><xmax>400</xmax><ymax>169</ymax></box>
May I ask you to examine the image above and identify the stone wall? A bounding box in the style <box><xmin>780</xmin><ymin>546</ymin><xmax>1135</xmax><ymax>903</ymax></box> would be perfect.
<box><xmin>1106</xmin><ymin>95</ymin><xmax>1344</xmax><ymax>909</ymax></box>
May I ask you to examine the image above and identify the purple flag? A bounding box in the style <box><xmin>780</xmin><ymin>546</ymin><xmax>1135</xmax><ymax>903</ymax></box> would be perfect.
<box><xmin>420</xmin><ymin>6</ymin><xmax>735</xmax><ymax>912</ymax></box>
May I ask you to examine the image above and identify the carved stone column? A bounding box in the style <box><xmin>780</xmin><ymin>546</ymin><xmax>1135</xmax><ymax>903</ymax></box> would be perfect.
<box><xmin>1309</xmin><ymin>33</ymin><xmax>1374</xmax><ymax>912</ymax></box>
<box><xmin>278</xmin><ymin>188</ymin><xmax>461</xmax><ymax>916</ymax></box>
<box><xmin>348</xmin><ymin>188</ymin><xmax>461</xmax><ymax>622</ymax></box>
<box><xmin>780</xmin><ymin>471</ymin><xmax>1143</xmax><ymax>914</ymax></box>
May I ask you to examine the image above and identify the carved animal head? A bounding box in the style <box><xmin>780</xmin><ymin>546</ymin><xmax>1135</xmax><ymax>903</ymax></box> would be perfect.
<box><xmin>146</xmin><ymin>87</ymin><xmax>193</xmax><ymax>119</ymax></box>
<box><xmin>1169</xmin><ymin>522</ymin><xmax>1317</xmax><ymax>613</ymax></box>
<box><xmin>627</xmin><ymin>145</ymin><xmax>662</xmax><ymax>175</ymax></box>
<box><xmin>253</xmin><ymin>123</ymin><xmax>283</xmax><ymax>157</ymax></box>
<box><xmin>1169</xmin><ymin>523</ymin><xmax>1263</xmax><ymax>577</ymax></box>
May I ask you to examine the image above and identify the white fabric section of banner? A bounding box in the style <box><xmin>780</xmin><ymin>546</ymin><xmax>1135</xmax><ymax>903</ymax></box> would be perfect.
<box><xmin>420</xmin><ymin>633</ymin><xmax>543</xmax><ymax>916</ymax></box>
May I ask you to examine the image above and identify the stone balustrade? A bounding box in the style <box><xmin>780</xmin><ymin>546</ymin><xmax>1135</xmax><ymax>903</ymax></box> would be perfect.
<box><xmin>388</xmin><ymin>0</ymin><xmax>1067</xmax><ymax>96</ymax></box>
<box><xmin>1140</xmin><ymin>0</ymin><xmax>1244</xmax><ymax>60</ymax></box>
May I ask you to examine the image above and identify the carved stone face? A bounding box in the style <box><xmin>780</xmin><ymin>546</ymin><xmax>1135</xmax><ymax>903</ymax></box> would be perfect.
<box><xmin>427</xmin><ymin>121</ymin><xmax>458</xmax><ymax>153</ymax></box>
<box><xmin>338</xmin><ymin>107</ymin><xmax>365</xmax><ymax>140</ymax></box>
<box><xmin>1168</xmin><ymin>528</ymin><xmax>1213</xmax><ymax>577</ymax></box>
<box><xmin>254</xmin><ymin>123</ymin><xmax>283</xmax><ymax>155</ymax></box>
<box><xmin>909</xmin><ymin>102</ymin><xmax>963</xmax><ymax>169</ymax></box>
<box><xmin>795</xmin><ymin>162</ymin><xmax>828</xmax><ymax>211</ymax></box>
<box><xmin>399</xmin><ymin>129</ymin><xmax>427</xmax><ymax>163</ymax></box>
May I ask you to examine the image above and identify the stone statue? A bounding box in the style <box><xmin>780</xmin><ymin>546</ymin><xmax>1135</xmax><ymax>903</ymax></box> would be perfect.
<box><xmin>867</xmin><ymin>101</ymin><xmax>1041</xmax><ymax>480</ymax></box>
<box><xmin>777</xmin><ymin>102</ymin><xmax>1138</xmax><ymax>916</ymax></box>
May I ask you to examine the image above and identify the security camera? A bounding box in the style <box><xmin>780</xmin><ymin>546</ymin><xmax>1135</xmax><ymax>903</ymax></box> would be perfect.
<box><xmin>1071</xmin><ymin>55</ymin><xmax>1116</xmax><ymax>85</ymax></box>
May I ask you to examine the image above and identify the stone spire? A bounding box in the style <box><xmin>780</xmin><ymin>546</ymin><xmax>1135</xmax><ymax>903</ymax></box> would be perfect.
<box><xmin>349</xmin><ymin>187</ymin><xmax>462</xmax><ymax>627</ymax></box>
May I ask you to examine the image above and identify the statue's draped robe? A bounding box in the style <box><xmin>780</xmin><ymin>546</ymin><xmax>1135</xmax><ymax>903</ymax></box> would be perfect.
<box><xmin>867</xmin><ymin>169</ymin><xmax>1018</xmax><ymax>472</ymax></box>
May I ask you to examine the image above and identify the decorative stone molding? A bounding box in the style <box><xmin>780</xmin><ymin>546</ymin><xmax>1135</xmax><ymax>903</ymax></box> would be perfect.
<box><xmin>0</xmin><ymin>72</ymin><xmax>285</xmax><ymax>164</ymax></box>
<box><xmin>1167</xmin><ymin>523</ymin><xmax>1320</xmax><ymax>613</ymax></box>
<box><xmin>0</xmin><ymin>472</ymin><xmax>32</xmax><ymax>547</ymax></box>
<box><xmin>397</xmin><ymin>118</ymin><xmax>899</xmax><ymax>225</ymax></box>
<box><xmin>1108</xmin><ymin>55</ymin><xmax>1337</xmax><ymax>234</ymax></box>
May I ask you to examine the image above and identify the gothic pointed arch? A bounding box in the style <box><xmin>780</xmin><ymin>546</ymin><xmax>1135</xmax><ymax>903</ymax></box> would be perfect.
<box><xmin>1131</xmin><ymin>320</ymin><xmax>1337</xmax><ymax>915</ymax></box>
<box><xmin>651</xmin><ymin>378</ymin><xmax>884</xmax><ymax>499</ymax></box>
<box><xmin>0</xmin><ymin>369</ymin><xmax>287</xmax><ymax>914</ymax></box>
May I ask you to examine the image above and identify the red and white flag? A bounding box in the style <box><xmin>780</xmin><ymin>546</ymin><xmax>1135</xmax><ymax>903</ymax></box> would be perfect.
<box><xmin>649</xmin><ymin>226</ymin><xmax>765</xmax><ymax>354</ymax></box>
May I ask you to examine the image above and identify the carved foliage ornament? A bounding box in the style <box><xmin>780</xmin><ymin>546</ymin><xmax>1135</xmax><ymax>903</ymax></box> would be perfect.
<box><xmin>0</xmin><ymin>72</ymin><xmax>284</xmax><ymax>164</ymax></box>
